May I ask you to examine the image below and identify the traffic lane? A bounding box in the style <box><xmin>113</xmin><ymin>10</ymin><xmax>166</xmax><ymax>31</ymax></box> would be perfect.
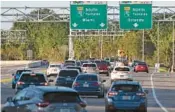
<box><xmin>133</xmin><ymin>71</ymin><xmax>175</xmax><ymax>112</ymax></box>
<box><xmin>152</xmin><ymin>73</ymin><xmax>175</xmax><ymax>112</ymax></box>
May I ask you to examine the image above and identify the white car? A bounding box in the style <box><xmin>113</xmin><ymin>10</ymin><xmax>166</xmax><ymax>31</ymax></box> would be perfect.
<box><xmin>110</xmin><ymin>66</ymin><xmax>133</xmax><ymax>83</ymax></box>
<box><xmin>81</xmin><ymin>63</ymin><xmax>99</xmax><ymax>74</ymax></box>
<box><xmin>47</xmin><ymin>64</ymin><xmax>62</xmax><ymax>77</ymax></box>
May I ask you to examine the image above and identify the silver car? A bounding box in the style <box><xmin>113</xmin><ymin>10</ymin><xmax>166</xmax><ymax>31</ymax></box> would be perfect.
<box><xmin>2</xmin><ymin>86</ymin><xmax>87</xmax><ymax>112</ymax></box>
<box><xmin>81</xmin><ymin>63</ymin><xmax>99</xmax><ymax>74</ymax></box>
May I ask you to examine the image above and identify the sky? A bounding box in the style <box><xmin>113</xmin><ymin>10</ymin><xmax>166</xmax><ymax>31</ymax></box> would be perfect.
<box><xmin>1</xmin><ymin>1</ymin><xmax>175</xmax><ymax>29</ymax></box>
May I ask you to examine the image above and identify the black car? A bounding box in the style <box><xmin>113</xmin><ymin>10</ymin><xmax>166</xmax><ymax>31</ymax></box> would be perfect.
<box><xmin>55</xmin><ymin>69</ymin><xmax>80</xmax><ymax>87</ymax></box>
<box><xmin>2</xmin><ymin>86</ymin><xmax>87</xmax><ymax>112</ymax></box>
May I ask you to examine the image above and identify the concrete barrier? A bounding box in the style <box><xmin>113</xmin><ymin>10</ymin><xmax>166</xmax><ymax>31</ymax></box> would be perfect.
<box><xmin>1</xmin><ymin>60</ymin><xmax>42</xmax><ymax>68</ymax></box>
<box><xmin>27</xmin><ymin>61</ymin><xmax>42</xmax><ymax>68</ymax></box>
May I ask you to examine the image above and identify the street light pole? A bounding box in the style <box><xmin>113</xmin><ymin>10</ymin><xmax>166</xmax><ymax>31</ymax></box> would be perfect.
<box><xmin>172</xmin><ymin>21</ymin><xmax>175</xmax><ymax>72</ymax></box>
<box><xmin>142</xmin><ymin>29</ymin><xmax>144</xmax><ymax>62</ymax></box>
<box><xmin>157</xmin><ymin>21</ymin><xmax>160</xmax><ymax>64</ymax></box>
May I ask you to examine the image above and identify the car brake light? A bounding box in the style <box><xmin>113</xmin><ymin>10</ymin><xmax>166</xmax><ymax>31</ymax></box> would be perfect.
<box><xmin>36</xmin><ymin>102</ymin><xmax>50</xmax><ymax>107</ymax></box>
<box><xmin>73</xmin><ymin>82</ymin><xmax>79</xmax><ymax>87</ymax></box>
<box><xmin>136</xmin><ymin>92</ymin><xmax>146</xmax><ymax>97</ymax></box>
<box><xmin>79</xmin><ymin>102</ymin><xmax>86</xmax><ymax>108</ymax></box>
<box><xmin>17</xmin><ymin>81</ymin><xmax>25</xmax><ymax>85</ymax></box>
<box><xmin>108</xmin><ymin>91</ymin><xmax>118</xmax><ymax>97</ymax></box>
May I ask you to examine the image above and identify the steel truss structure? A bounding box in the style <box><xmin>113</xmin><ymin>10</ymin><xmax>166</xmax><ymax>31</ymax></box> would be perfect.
<box><xmin>1</xmin><ymin>6</ymin><xmax>175</xmax><ymax>36</ymax></box>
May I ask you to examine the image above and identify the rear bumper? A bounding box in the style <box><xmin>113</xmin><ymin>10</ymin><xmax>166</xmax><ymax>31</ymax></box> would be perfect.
<box><xmin>111</xmin><ymin>78</ymin><xmax>133</xmax><ymax>82</ymax></box>
<box><xmin>106</xmin><ymin>102</ymin><xmax>146</xmax><ymax>111</ymax></box>
<box><xmin>99</xmin><ymin>70</ymin><xmax>108</xmax><ymax>73</ymax></box>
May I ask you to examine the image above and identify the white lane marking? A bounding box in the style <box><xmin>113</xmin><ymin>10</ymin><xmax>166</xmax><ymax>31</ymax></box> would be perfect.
<box><xmin>151</xmin><ymin>72</ymin><xmax>169</xmax><ymax>112</ymax></box>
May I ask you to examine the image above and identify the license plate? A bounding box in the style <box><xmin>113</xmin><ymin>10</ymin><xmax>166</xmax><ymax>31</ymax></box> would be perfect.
<box><xmin>122</xmin><ymin>96</ymin><xmax>131</xmax><ymax>100</ymax></box>
<box><xmin>120</xmin><ymin>75</ymin><xmax>124</xmax><ymax>77</ymax></box>
<box><xmin>83</xmin><ymin>84</ymin><xmax>89</xmax><ymax>87</ymax></box>
<box><xmin>66</xmin><ymin>78</ymin><xmax>71</xmax><ymax>81</ymax></box>
<box><xmin>60</xmin><ymin>109</ymin><xmax>70</xmax><ymax>112</ymax></box>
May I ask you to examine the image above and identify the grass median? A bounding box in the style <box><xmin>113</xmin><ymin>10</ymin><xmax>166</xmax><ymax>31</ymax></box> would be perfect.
<box><xmin>0</xmin><ymin>78</ymin><xmax>12</xmax><ymax>83</ymax></box>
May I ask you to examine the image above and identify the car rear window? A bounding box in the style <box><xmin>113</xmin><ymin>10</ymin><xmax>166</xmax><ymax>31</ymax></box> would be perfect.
<box><xmin>77</xmin><ymin>75</ymin><xmax>97</xmax><ymax>81</ymax></box>
<box><xmin>138</xmin><ymin>63</ymin><xmax>147</xmax><ymax>65</ymax></box>
<box><xmin>83</xmin><ymin>64</ymin><xmax>96</xmax><ymax>67</ymax></box>
<box><xmin>59</xmin><ymin>70</ymin><xmax>79</xmax><ymax>77</ymax></box>
<box><xmin>115</xmin><ymin>67</ymin><xmax>130</xmax><ymax>71</ymax></box>
<box><xmin>16</xmin><ymin>70</ymin><xmax>31</xmax><ymax>74</ymax></box>
<box><xmin>67</xmin><ymin>67</ymin><xmax>82</xmax><ymax>72</ymax></box>
<box><xmin>19</xmin><ymin>74</ymin><xmax>46</xmax><ymax>82</ymax></box>
<box><xmin>43</xmin><ymin>92</ymin><xmax>80</xmax><ymax>103</ymax></box>
<box><xmin>65</xmin><ymin>60</ymin><xmax>76</xmax><ymax>64</ymax></box>
<box><xmin>50</xmin><ymin>65</ymin><xmax>61</xmax><ymax>68</ymax></box>
<box><xmin>112</xmin><ymin>84</ymin><xmax>141</xmax><ymax>92</ymax></box>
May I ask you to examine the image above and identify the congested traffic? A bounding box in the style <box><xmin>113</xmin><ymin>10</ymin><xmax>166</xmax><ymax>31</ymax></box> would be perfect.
<box><xmin>2</xmin><ymin>58</ymin><xmax>149</xmax><ymax>112</ymax></box>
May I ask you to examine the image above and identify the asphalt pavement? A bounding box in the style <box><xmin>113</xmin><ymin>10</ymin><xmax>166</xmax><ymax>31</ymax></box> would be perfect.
<box><xmin>1</xmin><ymin>65</ymin><xmax>175</xmax><ymax>112</ymax></box>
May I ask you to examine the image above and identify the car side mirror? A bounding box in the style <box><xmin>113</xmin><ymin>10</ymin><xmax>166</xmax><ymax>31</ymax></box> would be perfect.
<box><xmin>144</xmin><ymin>90</ymin><xmax>149</xmax><ymax>94</ymax></box>
<box><xmin>48</xmin><ymin>79</ymin><xmax>54</xmax><ymax>82</ymax></box>
<box><xmin>7</xmin><ymin>97</ymin><xmax>13</xmax><ymax>102</ymax></box>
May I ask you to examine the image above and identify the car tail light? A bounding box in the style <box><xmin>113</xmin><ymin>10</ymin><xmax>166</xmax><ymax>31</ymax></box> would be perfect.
<box><xmin>36</xmin><ymin>102</ymin><xmax>50</xmax><ymax>107</ymax></box>
<box><xmin>41</xmin><ymin>82</ymin><xmax>48</xmax><ymax>86</ymax></box>
<box><xmin>17</xmin><ymin>81</ymin><xmax>25</xmax><ymax>85</ymax></box>
<box><xmin>79</xmin><ymin>102</ymin><xmax>86</xmax><ymax>108</ymax></box>
<box><xmin>136</xmin><ymin>92</ymin><xmax>146</xmax><ymax>97</ymax></box>
<box><xmin>73</xmin><ymin>82</ymin><xmax>80</xmax><ymax>87</ymax></box>
<box><xmin>92</xmin><ymin>82</ymin><xmax>100</xmax><ymax>86</ymax></box>
<box><xmin>108</xmin><ymin>91</ymin><xmax>118</xmax><ymax>97</ymax></box>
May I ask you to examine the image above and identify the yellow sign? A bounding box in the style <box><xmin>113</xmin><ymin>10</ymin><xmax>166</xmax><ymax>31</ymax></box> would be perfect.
<box><xmin>124</xmin><ymin>7</ymin><xmax>130</xmax><ymax>11</ymax></box>
<box><xmin>77</xmin><ymin>7</ymin><xmax>84</xmax><ymax>11</ymax></box>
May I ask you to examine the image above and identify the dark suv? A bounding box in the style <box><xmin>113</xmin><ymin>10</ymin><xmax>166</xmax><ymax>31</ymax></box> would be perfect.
<box><xmin>2</xmin><ymin>86</ymin><xmax>87</xmax><ymax>112</ymax></box>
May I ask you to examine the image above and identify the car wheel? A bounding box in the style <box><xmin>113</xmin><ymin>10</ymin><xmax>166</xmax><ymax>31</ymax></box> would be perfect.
<box><xmin>106</xmin><ymin>72</ymin><xmax>109</xmax><ymax>76</ymax></box>
<box><xmin>146</xmin><ymin>71</ymin><xmax>149</xmax><ymax>73</ymax></box>
<box><xmin>12</xmin><ymin>84</ymin><xmax>16</xmax><ymax>89</ymax></box>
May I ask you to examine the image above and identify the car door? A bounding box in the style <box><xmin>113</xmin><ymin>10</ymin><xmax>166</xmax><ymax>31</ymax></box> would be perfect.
<box><xmin>17</xmin><ymin>90</ymin><xmax>36</xmax><ymax>112</ymax></box>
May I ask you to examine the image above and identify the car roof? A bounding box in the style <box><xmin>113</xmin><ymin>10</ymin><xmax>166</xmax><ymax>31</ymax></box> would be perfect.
<box><xmin>112</xmin><ymin>81</ymin><xmax>140</xmax><ymax>85</ymax></box>
<box><xmin>60</xmin><ymin>69</ymin><xmax>79</xmax><ymax>72</ymax></box>
<box><xmin>21</xmin><ymin>72</ymin><xmax>45</xmax><ymax>75</ymax></box>
<box><xmin>79</xmin><ymin>73</ymin><xmax>98</xmax><ymax>76</ymax></box>
<box><xmin>66</xmin><ymin>66</ymin><xmax>80</xmax><ymax>68</ymax></box>
<box><xmin>25</xmin><ymin>86</ymin><xmax>78</xmax><ymax>93</ymax></box>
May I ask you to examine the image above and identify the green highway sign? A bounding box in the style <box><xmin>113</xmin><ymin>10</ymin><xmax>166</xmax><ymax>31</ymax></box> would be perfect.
<box><xmin>70</xmin><ymin>4</ymin><xmax>107</xmax><ymax>30</ymax></box>
<box><xmin>120</xmin><ymin>3</ymin><xmax>152</xmax><ymax>30</ymax></box>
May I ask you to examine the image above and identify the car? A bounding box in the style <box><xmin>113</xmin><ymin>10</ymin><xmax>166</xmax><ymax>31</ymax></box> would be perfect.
<box><xmin>11</xmin><ymin>69</ymin><xmax>32</xmax><ymax>89</ymax></box>
<box><xmin>47</xmin><ymin>63</ymin><xmax>62</xmax><ymax>77</ymax></box>
<box><xmin>134</xmin><ymin>62</ymin><xmax>149</xmax><ymax>73</ymax></box>
<box><xmin>110</xmin><ymin>66</ymin><xmax>133</xmax><ymax>83</ymax></box>
<box><xmin>66</xmin><ymin>66</ymin><xmax>83</xmax><ymax>73</ymax></box>
<box><xmin>114</xmin><ymin>62</ymin><xmax>125</xmax><ymax>67</ymax></box>
<box><xmin>2</xmin><ymin>86</ymin><xmax>87</xmax><ymax>112</ymax></box>
<box><xmin>16</xmin><ymin>72</ymin><xmax>49</xmax><ymax>92</ymax></box>
<box><xmin>81</xmin><ymin>63</ymin><xmax>99</xmax><ymax>74</ymax></box>
<box><xmin>131</xmin><ymin>60</ymin><xmax>142</xmax><ymax>68</ymax></box>
<box><xmin>55</xmin><ymin>69</ymin><xmax>80</xmax><ymax>88</ymax></box>
<box><xmin>105</xmin><ymin>81</ymin><xmax>148</xmax><ymax>112</ymax></box>
<box><xmin>95</xmin><ymin>60</ymin><xmax>109</xmax><ymax>76</ymax></box>
<box><xmin>72</xmin><ymin>74</ymin><xmax>105</xmax><ymax>98</ymax></box>
<box><xmin>64</xmin><ymin>60</ymin><xmax>77</xmax><ymax>66</ymax></box>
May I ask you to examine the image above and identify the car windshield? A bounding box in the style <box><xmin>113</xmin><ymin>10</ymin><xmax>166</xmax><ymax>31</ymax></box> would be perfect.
<box><xmin>83</xmin><ymin>64</ymin><xmax>96</xmax><ymax>67</ymax></box>
<box><xmin>43</xmin><ymin>92</ymin><xmax>80</xmax><ymax>103</ymax></box>
<box><xmin>50</xmin><ymin>65</ymin><xmax>61</xmax><ymax>68</ymax></box>
<box><xmin>112</xmin><ymin>84</ymin><xmax>141</xmax><ymax>92</ymax></box>
<box><xmin>16</xmin><ymin>70</ymin><xmax>31</xmax><ymax>74</ymax></box>
<box><xmin>115</xmin><ymin>67</ymin><xmax>130</xmax><ymax>71</ymax></box>
<box><xmin>77</xmin><ymin>75</ymin><xmax>97</xmax><ymax>81</ymax></box>
<box><xmin>19</xmin><ymin>74</ymin><xmax>46</xmax><ymax>83</ymax></box>
<box><xmin>59</xmin><ymin>70</ymin><xmax>78</xmax><ymax>77</ymax></box>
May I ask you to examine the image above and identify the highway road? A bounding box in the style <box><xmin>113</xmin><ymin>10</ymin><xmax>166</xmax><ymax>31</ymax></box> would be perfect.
<box><xmin>1</xmin><ymin>65</ymin><xmax>175</xmax><ymax>112</ymax></box>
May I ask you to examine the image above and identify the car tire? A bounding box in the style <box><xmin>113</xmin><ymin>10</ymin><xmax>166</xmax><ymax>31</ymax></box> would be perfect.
<box><xmin>12</xmin><ymin>84</ymin><xmax>16</xmax><ymax>89</ymax></box>
<box><xmin>146</xmin><ymin>71</ymin><xmax>149</xmax><ymax>73</ymax></box>
<box><xmin>106</xmin><ymin>72</ymin><xmax>109</xmax><ymax>76</ymax></box>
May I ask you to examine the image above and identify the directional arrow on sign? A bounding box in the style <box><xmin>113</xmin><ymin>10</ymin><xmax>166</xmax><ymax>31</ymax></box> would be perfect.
<box><xmin>72</xmin><ymin>23</ymin><xmax>78</xmax><ymax>27</ymax></box>
<box><xmin>133</xmin><ymin>23</ymin><xmax>139</xmax><ymax>28</ymax></box>
<box><xmin>100</xmin><ymin>23</ymin><xmax>105</xmax><ymax>27</ymax></box>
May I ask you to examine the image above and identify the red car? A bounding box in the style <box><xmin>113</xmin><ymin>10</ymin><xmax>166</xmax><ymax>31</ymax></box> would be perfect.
<box><xmin>134</xmin><ymin>62</ymin><xmax>149</xmax><ymax>73</ymax></box>
<box><xmin>95</xmin><ymin>60</ymin><xmax>109</xmax><ymax>76</ymax></box>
